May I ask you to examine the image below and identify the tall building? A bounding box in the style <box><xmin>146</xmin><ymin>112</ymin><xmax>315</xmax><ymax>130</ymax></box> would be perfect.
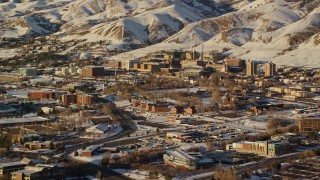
<box><xmin>265</xmin><ymin>62</ymin><xmax>277</xmax><ymax>76</ymax></box>
<box><xmin>246</xmin><ymin>60</ymin><xmax>258</xmax><ymax>76</ymax></box>
<box><xmin>18</xmin><ymin>67</ymin><xmax>37</xmax><ymax>77</ymax></box>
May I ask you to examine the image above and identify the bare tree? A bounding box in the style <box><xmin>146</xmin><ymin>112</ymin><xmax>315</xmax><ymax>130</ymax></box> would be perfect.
<box><xmin>213</xmin><ymin>168</ymin><xmax>237</xmax><ymax>180</ymax></box>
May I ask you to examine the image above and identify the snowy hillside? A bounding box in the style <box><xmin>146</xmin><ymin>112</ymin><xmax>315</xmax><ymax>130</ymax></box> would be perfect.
<box><xmin>0</xmin><ymin>0</ymin><xmax>319</xmax><ymax>66</ymax></box>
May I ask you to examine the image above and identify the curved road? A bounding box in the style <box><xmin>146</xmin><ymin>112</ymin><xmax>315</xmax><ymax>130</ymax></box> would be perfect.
<box><xmin>63</xmin><ymin>109</ymin><xmax>139</xmax><ymax>180</ymax></box>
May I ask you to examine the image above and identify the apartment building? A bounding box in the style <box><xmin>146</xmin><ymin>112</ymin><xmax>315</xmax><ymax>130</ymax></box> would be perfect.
<box><xmin>265</xmin><ymin>61</ymin><xmax>277</xmax><ymax>76</ymax></box>
<box><xmin>246</xmin><ymin>60</ymin><xmax>258</xmax><ymax>76</ymax></box>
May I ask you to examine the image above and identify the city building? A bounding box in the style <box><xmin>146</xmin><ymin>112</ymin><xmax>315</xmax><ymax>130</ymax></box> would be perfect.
<box><xmin>265</xmin><ymin>62</ymin><xmax>277</xmax><ymax>76</ymax></box>
<box><xmin>127</xmin><ymin>59</ymin><xmax>141</xmax><ymax>70</ymax></box>
<box><xmin>61</xmin><ymin>94</ymin><xmax>77</xmax><ymax>106</ymax></box>
<box><xmin>81</xmin><ymin>66</ymin><xmax>105</xmax><ymax>77</ymax></box>
<box><xmin>163</xmin><ymin>149</ymin><xmax>197</xmax><ymax>170</ymax></box>
<box><xmin>224</xmin><ymin>58</ymin><xmax>246</xmax><ymax>73</ymax></box>
<box><xmin>298</xmin><ymin>117</ymin><xmax>320</xmax><ymax>133</ymax></box>
<box><xmin>185</xmin><ymin>51</ymin><xmax>198</xmax><ymax>60</ymax></box>
<box><xmin>27</xmin><ymin>91</ymin><xmax>55</xmax><ymax>100</ymax></box>
<box><xmin>81</xmin><ymin>145</ymin><xmax>100</xmax><ymax>157</ymax></box>
<box><xmin>246</xmin><ymin>60</ymin><xmax>258</xmax><ymax>76</ymax></box>
<box><xmin>107</xmin><ymin>61</ymin><xmax>122</xmax><ymax>69</ymax></box>
<box><xmin>171</xmin><ymin>106</ymin><xmax>185</xmax><ymax>114</ymax></box>
<box><xmin>18</xmin><ymin>67</ymin><xmax>37</xmax><ymax>77</ymax></box>
<box><xmin>23</xmin><ymin>141</ymin><xmax>53</xmax><ymax>150</ymax></box>
<box><xmin>0</xmin><ymin>103</ymin><xmax>17</xmax><ymax>117</ymax></box>
<box><xmin>0</xmin><ymin>161</ymin><xmax>27</xmax><ymax>176</ymax></box>
<box><xmin>0</xmin><ymin>116</ymin><xmax>48</xmax><ymax>128</ymax></box>
<box><xmin>77</xmin><ymin>94</ymin><xmax>94</xmax><ymax>106</ymax></box>
<box><xmin>133</xmin><ymin>62</ymin><xmax>167</xmax><ymax>73</ymax></box>
<box><xmin>225</xmin><ymin>58</ymin><xmax>246</xmax><ymax>67</ymax></box>
<box><xmin>0</xmin><ymin>74</ymin><xmax>29</xmax><ymax>83</ymax></box>
<box><xmin>86</xmin><ymin>124</ymin><xmax>116</xmax><ymax>134</ymax></box>
<box><xmin>227</xmin><ymin>140</ymin><xmax>294</xmax><ymax>157</ymax></box>
<box><xmin>11</xmin><ymin>164</ymin><xmax>66</xmax><ymax>180</ymax></box>
<box><xmin>180</xmin><ymin>60</ymin><xmax>204</xmax><ymax>69</ymax></box>
<box><xmin>151</xmin><ymin>104</ymin><xmax>169</xmax><ymax>112</ymax></box>
<box><xmin>184</xmin><ymin>106</ymin><xmax>196</xmax><ymax>115</ymax></box>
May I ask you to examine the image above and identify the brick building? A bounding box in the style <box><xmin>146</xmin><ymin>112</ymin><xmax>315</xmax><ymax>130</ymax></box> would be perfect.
<box><xmin>61</xmin><ymin>94</ymin><xmax>77</xmax><ymax>106</ymax></box>
<box><xmin>81</xmin><ymin>66</ymin><xmax>105</xmax><ymax>77</ymax></box>
<box><xmin>184</xmin><ymin>106</ymin><xmax>196</xmax><ymax>115</ymax></box>
<box><xmin>81</xmin><ymin>145</ymin><xmax>100</xmax><ymax>157</ymax></box>
<box><xmin>171</xmin><ymin>106</ymin><xmax>185</xmax><ymax>114</ymax></box>
<box><xmin>298</xmin><ymin>117</ymin><xmax>320</xmax><ymax>133</ymax></box>
<box><xmin>23</xmin><ymin>141</ymin><xmax>53</xmax><ymax>150</ymax></box>
<box><xmin>152</xmin><ymin>104</ymin><xmax>168</xmax><ymax>112</ymax></box>
<box><xmin>133</xmin><ymin>62</ymin><xmax>167</xmax><ymax>73</ymax></box>
<box><xmin>225</xmin><ymin>58</ymin><xmax>245</xmax><ymax>67</ymax></box>
<box><xmin>77</xmin><ymin>94</ymin><xmax>94</xmax><ymax>106</ymax></box>
<box><xmin>107</xmin><ymin>61</ymin><xmax>122</xmax><ymax>69</ymax></box>
<box><xmin>11</xmin><ymin>164</ymin><xmax>66</xmax><ymax>180</ymax></box>
<box><xmin>28</xmin><ymin>91</ymin><xmax>55</xmax><ymax>100</ymax></box>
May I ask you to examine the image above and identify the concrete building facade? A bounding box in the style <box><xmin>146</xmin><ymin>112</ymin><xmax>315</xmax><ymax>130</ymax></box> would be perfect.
<box><xmin>246</xmin><ymin>60</ymin><xmax>258</xmax><ymax>76</ymax></box>
<box><xmin>227</xmin><ymin>140</ymin><xmax>292</xmax><ymax>157</ymax></box>
<box><xmin>265</xmin><ymin>62</ymin><xmax>276</xmax><ymax>76</ymax></box>
<box><xmin>18</xmin><ymin>68</ymin><xmax>37</xmax><ymax>77</ymax></box>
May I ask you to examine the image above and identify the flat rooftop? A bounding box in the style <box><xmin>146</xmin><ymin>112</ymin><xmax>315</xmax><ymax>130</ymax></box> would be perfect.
<box><xmin>12</xmin><ymin>169</ymin><xmax>41</xmax><ymax>175</ymax></box>
<box><xmin>0</xmin><ymin>116</ymin><xmax>48</xmax><ymax>125</ymax></box>
<box><xmin>0</xmin><ymin>161</ymin><xmax>26</xmax><ymax>168</ymax></box>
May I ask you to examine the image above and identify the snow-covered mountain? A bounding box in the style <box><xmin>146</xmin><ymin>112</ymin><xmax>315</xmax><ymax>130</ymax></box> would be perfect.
<box><xmin>0</xmin><ymin>0</ymin><xmax>319</xmax><ymax>66</ymax></box>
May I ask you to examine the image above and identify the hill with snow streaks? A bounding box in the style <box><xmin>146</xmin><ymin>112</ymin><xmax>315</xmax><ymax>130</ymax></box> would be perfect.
<box><xmin>0</xmin><ymin>0</ymin><xmax>319</xmax><ymax>66</ymax></box>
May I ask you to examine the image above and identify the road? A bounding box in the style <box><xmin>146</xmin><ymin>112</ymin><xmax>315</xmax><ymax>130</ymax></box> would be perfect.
<box><xmin>63</xmin><ymin>109</ymin><xmax>138</xmax><ymax>154</ymax></box>
<box><xmin>236</xmin><ymin>152</ymin><xmax>302</xmax><ymax>174</ymax></box>
<box><xmin>63</xmin><ymin>108</ymin><xmax>139</xmax><ymax>180</ymax></box>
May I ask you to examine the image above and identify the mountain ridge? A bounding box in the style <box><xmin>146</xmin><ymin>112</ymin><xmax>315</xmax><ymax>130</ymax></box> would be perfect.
<box><xmin>0</xmin><ymin>0</ymin><xmax>319</xmax><ymax>66</ymax></box>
